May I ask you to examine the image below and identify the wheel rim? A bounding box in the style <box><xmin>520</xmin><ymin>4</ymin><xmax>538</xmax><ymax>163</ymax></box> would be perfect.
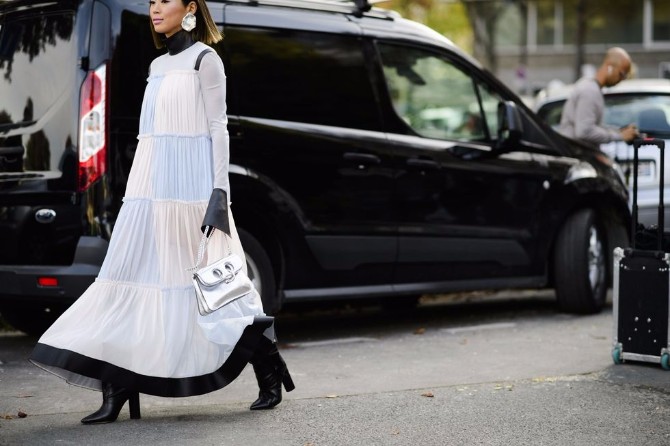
<box><xmin>245</xmin><ymin>252</ymin><xmax>263</xmax><ymax>296</ymax></box>
<box><xmin>588</xmin><ymin>225</ymin><xmax>606</xmax><ymax>292</ymax></box>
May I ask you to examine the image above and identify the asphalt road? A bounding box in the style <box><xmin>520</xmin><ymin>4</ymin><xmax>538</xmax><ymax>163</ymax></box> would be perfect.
<box><xmin>1</xmin><ymin>291</ymin><xmax>669</xmax><ymax>445</ymax></box>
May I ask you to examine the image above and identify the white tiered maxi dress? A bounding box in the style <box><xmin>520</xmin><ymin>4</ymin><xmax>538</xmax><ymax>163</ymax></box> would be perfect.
<box><xmin>30</xmin><ymin>42</ymin><xmax>272</xmax><ymax>397</ymax></box>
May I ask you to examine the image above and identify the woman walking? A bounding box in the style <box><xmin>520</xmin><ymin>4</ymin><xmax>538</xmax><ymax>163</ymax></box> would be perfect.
<box><xmin>29</xmin><ymin>0</ymin><xmax>293</xmax><ymax>424</ymax></box>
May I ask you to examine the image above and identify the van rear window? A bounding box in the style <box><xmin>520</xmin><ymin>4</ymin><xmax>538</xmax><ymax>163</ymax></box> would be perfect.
<box><xmin>0</xmin><ymin>10</ymin><xmax>76</xmax><ymax>173</ymax></box>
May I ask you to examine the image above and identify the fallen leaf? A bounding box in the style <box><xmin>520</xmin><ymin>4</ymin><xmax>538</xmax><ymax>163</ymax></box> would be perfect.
<box><xmin>392</xmin><ymin>429</ymin><xmax>400</xmax><ymax>435</ymax></box>
<box><xmin>17</xmin><ymin>411</ymin><xmax>27</xmax><ymax>418</ymax></box>
<box><xmin>421</xmin><ymin>392</ymin><xmax>434</xmax><ymax>398</ymax></box>
<box><xmin>414</xmin><ymin>328</ymin><xmax>426</xmax><ymax>335</ymax></box>
<box><xmin>1</xmin><ymin>414</ymin><xmax>13</xmax><ymax>420</ymax></box>
<box><xmin>532</xmin><ymin>376</ymin><xmax>556</xmax><ymax>383</ymax></box>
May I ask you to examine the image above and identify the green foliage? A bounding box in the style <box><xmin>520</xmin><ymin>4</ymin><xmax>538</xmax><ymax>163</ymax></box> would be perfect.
<box><xmin>384</xmin><ymin>0</ymin><xmax>474</xmax><ymax>54</ymax></box>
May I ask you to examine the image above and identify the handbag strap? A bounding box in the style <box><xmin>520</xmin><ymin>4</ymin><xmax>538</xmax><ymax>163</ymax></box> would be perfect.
<box><xmin>188</xmin><ymin>226</ymin><xmax>233</xmax><ymax>272</ymax></box>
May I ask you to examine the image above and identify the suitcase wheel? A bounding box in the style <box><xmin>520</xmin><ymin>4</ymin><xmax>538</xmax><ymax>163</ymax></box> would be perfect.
<box><xmin>612</xmin><ymin>346</ymin><xmax>623</xmax><ymax>365</ymax></box>
<box><xmin>662</xmin><ymin>353</ymin><xmax>670</xmax><ymax>371</ymax></box>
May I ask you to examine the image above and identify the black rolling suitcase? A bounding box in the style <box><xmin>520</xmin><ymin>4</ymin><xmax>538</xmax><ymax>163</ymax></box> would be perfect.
<box><xmin>612</xmin><ymin>138</ymin><xmax>670</xmax><ymax>370</ymax></box>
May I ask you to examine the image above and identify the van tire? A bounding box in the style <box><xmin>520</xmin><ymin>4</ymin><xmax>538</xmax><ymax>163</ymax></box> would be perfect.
<box><xmin>238</xmin><ymin>228</ymin><xmax>280</xmax><ymax>315</ymax></box>
<box><xmin>553</xmin><ymin>208</ymin><xmax>608</xmax><ymax>314</ymax></box>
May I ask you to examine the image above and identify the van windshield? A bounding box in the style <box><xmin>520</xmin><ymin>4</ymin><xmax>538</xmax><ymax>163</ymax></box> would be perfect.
<box><xmin>0</xmin><ymin>10</ymin><xmax>76</xmax><ymax>175</ymax></box>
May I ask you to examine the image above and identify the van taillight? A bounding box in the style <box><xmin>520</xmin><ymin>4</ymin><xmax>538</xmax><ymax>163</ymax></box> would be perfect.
<box><xmin>78</xmin><ymin>64</ymin><xmax>107</xmax><ymax>192</ymax></box>
<box><xmin>37</xmin><ymin>277</ymin><xmax>59</xmax><ymax>287</ymax></box>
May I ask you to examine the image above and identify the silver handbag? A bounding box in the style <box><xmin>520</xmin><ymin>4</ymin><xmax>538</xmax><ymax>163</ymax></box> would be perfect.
<box><xmin>190</xmin><ymin>227</ymin><xmax>253</xmax><ymax>316</ymax></box>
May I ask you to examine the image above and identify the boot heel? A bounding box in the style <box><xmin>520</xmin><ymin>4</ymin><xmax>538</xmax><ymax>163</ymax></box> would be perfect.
<box><xmin>81</xmin><ymin>384</ymin><xmax>139</xmax><ymax>424</ymax></box>
<box><xmin>282</xmin><ymin>370</ymin><xmax>295</xmax><ymax>392</ymax></box>
<box><xmin>128</xmin><ymin>392</ymin><xmax>141</xmax><ymax>420</ymax></box>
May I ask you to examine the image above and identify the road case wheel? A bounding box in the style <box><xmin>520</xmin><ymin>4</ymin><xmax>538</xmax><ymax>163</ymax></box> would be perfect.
<box><xmin>612</xmin><ymin>346</ymin><xmax>623</xmax><ymax>365</ymax></box>
<box><xmin>661</xmin><ymin>353</ymin><xmax>670</xmax><ymax>370</ymax></box>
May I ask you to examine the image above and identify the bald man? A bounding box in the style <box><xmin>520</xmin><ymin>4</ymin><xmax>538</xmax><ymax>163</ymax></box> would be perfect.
<box><xmin>559</xmin><ymin>47</ymin><xmax>639</xmax><ymax>148</ymax></box>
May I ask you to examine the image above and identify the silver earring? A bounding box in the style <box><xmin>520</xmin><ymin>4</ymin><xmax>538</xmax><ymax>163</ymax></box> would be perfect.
<box><xmin>181</xmin><ymin>12</ymin><xmax>196</xmax><ymax>32</ymax></box>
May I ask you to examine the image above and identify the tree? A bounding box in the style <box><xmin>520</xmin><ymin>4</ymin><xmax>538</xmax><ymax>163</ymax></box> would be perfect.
<box><xmin>461</xmin><ymin>0</ymin><xmax>507</xmax><ymax>72</ymax></box>
<box><xmin>562</xmin><ymin>0</ymin><xmax>639</xmax><ymax>82</ymax></box>
<box><xmin>574</xmin><ymin>0</ymin><xmax>586</xmax><ymax>81</ymax></box>
<box><xmin>385</xmin><ymin>0</ymin><xmax>473</xmax><ymax>53</ymax></box>
<box><xmin>388</xmin><ymin>0</ymin><xmax>523</xmax><ymax>73</ymax></box>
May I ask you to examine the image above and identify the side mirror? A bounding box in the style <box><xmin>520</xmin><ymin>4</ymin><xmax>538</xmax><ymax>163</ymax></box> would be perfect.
<box><xmin>496</xmin><ymin>101</ymin><xmax>523</xmax><ymax>149</ymax></box>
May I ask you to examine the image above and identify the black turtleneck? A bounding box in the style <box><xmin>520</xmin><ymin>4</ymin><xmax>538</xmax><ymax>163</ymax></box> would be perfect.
<box><xmin>163</xmin><ymin>30</ymin><xmax>196</xmax><ymax>56</ymax></box>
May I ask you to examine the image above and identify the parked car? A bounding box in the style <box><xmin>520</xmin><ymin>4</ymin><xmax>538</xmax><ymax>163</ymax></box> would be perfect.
<box><xmin>535</xmin><ymin>78</ymin><xmax>670</xmax><ymax>230</ymax></box>
<box><xmin>0</xmin><ymin>0</ymin><xmax>630</xmax><ymax>335</ymax></box>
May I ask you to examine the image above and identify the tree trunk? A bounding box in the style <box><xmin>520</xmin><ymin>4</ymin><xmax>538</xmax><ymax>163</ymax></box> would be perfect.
<box><xmin>575</xmin><ymin>0</ymin><xmax>587</xmax><ymax>81</ymax></box>
<box><xmin>463</xmin><ymin>0</ymin><xmax>504</xmax><ymax>73</ymax></box>
<box><xmin>517</xmin><ymin>0</ymin><xmax>528</xmax><ymax>94</ymax></box>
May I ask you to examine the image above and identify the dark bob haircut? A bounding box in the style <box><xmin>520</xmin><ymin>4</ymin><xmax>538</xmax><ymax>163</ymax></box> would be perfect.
<box><xmin>150</xmin><ymin>0</ymin><xmax>223</xmax><ymax>49</ymax></box>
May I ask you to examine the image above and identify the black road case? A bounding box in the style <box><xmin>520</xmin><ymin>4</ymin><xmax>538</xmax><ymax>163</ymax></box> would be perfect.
<box><xmin>612</xmin><ymin>138</ymin><xmax>670</xmax><ymax>370</ymax></box>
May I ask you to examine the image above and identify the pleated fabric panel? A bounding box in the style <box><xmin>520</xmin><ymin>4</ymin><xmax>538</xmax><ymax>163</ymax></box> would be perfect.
<box><xmin>30</xmin><ymin>43</ymin><xmax>267</xmax><ymax>396</ymax></box>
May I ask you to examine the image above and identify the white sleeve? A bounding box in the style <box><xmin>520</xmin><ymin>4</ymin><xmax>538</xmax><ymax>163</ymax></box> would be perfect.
<box><xmin>198</xmin><ymin>51</ymin><xmax>230</xmax><ymax>199</ymax></box>
<box><xmin>573</xmin><ymin>83</ymin><xmax>622</xmax><ymax>145</ymax></box>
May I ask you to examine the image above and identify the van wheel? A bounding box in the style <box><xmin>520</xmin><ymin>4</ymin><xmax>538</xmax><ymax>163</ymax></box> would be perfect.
<box><xmin>553</xmin><ymin>209</ymin><xmax>608</xmax><ymax>314</ymax></box>
<box><xmin>238</xmin><ymin>228</ymin><xmax>280</xmax><ymax>314</ymax></box>
<box><xmin>1</xmin><ymin>306</ymin><xmax>61</xmax><ymax>336</ymax></box>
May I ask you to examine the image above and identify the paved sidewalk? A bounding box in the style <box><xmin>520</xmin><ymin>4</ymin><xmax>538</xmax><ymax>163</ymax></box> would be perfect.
<box><xmin>1</xmin><ymin>366</ymin><xmax>669</xmax><ymax>446</ymax></box>
<box><xmin>2</xmin><ymin>296</ymin><xmax>670</xmax><ymax>445</ymax></box>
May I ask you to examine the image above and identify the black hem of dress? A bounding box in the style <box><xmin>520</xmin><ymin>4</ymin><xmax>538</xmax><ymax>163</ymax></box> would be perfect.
<box><xmin>30</xmin><ymin>316</ymin><xmax>274</xmax><ymax>398</ymax></box>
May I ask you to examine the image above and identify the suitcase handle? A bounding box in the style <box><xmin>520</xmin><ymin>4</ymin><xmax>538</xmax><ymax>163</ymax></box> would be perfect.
<box><xmin>623</xmin><ymin>247</ymin><xmax>666</xmax><ymax>259</ymax></box>
<box><xmin>632</xmin><ymin>138</ymin><xmax>665</xmax><ymax>250</ymax></box>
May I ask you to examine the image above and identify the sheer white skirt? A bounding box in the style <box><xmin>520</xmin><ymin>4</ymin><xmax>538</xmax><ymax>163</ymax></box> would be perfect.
<box><xmin>30</xmin><ymin>122</ymin><xmax>269</xmax><ymax>397</ymax></box>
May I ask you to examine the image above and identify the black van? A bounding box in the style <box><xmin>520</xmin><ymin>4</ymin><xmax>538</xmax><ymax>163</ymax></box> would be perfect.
<box><xmin>0</xmin><ymin>0</ymin><xmax>630</xmax><ymax>334</ymax></box>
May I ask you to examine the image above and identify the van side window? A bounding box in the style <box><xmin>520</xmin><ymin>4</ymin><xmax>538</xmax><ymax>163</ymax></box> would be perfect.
<box><xmin>378</xmin><ymin>43</ymin><xmax>500</xmax><ymax>142</ymax></box>
<box><xmin>477</xmin><ymin>81</ymin><xmax>502</xmax><ymax>140</ymax></box>
<box><xmin>223</xmin><ymin>27</ymin><xmax>381</xmax><ymax>131</ymax></box>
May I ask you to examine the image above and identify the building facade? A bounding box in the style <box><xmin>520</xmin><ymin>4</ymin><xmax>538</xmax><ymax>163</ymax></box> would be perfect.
<box><xmin>493</xmin><ymin>0</ymin><xmax>670</xmax><ymax>96</ymax></box>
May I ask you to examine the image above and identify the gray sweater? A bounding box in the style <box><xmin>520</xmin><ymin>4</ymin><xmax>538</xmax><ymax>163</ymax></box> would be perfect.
<box><xmin>558</xmin><ymin>77</ymin><xmax>622</xmax><ymax>148</ymax></box>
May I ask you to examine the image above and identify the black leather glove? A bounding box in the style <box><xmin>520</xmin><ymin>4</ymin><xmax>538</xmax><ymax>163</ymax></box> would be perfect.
<box><xmin>201</xmin><ymin>188</ymin><xmax>231</xmax><ymax>237</ymax></box>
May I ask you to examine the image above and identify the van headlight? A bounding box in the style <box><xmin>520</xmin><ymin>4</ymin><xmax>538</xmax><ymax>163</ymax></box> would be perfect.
<box><xmin>564</xmin><ymin>161</ymin><xmax>597</xmax><ymax>184</ymax></box>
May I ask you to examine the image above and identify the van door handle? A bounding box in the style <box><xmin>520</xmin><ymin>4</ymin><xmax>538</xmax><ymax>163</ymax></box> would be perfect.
<box><xmin>406</xmin><ymin>158</ymin><xmax>440</xmax><ymax>169</ymax></box>
<box><xmin>343</xmin><ymin>152</ymin><xmax>381</xmax><ymax>165</ymax></box>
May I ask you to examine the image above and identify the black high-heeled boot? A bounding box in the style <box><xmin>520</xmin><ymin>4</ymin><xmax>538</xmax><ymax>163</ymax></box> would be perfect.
<box><xmin>249</xmin><ymin>339</ymin><xmax>295</xmax><ymax>410</ymax></box>
<box><xmin>81</xmin><ymin>382</ymin><xmax>141</xmax><ymax>424</ymax></box>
